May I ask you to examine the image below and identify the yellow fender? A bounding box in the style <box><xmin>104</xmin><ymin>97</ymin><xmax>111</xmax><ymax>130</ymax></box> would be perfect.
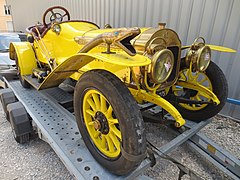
<box><xmin>39</xmin><ymin>52</ymin><xmax>151</xmax><ymax>90</ymax></box>
<box><xmin>182</xmin><ymin>44</ymin><xmax>236</xmax><ymax>53</ymax></box>
<box><xmin>129</xmin><ymin>88</ymin><xmax>185</xmax><ymax>127</ymax></box>
<box><xmin>9</xmin><ymin>42</ymin><xmax>37</xmax><ymax>75</ymax></box>
<box><xmin>176</xmin><ymin>81</ymin><xmax>220</xmax><ymax>105</ymax></box>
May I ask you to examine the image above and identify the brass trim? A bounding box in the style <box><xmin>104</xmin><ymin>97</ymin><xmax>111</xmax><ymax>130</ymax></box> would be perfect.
<box><xmin>77</xmin><ymin>27</ymin><xmax>141</xmax><ymax>56</ymax></box>
<box><xmin>158</xmin><ymin>22</ymin><xmax>166</xmax><ymax>29</ymax></box>
<box><xmin>133</xmin><ymin>28</ymin><xmax>181</xmax><ymax>55</ymax></box>
<box><xmin>185</xmin><ymin>37</ymin><xmax>211</xmax><ymax>72</ymax></box>
<box><xmin>196</xmin><ymin>45</ymin><xmax>211</xmax><ymax>72</ymax></box>
<box><xmin>151</xmin><ymin>49</ymin><xmax>174</xmax><ymax>84</ymax></box>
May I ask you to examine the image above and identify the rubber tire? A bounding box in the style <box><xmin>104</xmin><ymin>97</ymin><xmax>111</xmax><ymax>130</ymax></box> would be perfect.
<box><xmin>168</xmin><ymin>61</ymin><xmax>228</xmax><ymax>121</ymax></box>
<box><xmin>15</xmin><ymin>55</ymin><xmax>30</xmax><ymax>88</ymax></box>
<box><xmin>14</xmin><ymin>132</ymin><xmax>30</xmax><ymax>144</ymax></box>
<box><xmin>0</xmin><ymin>89</ymin><xmax>16</xmax><ymax>122</ymax></box>
<box><xmin>9</xmin><ymin>114</ymin><xmax>30</xmax><ymax>144</ymax></box>
<box><xmin>74</xmin><ymin>70</ymin><xmax>146</xmax><ymax>175</ymax></box>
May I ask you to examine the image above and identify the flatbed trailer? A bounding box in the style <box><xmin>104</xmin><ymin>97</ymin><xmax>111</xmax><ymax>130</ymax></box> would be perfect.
<box><xmin>0</xmin><ymin>78</ymin><xmax>239</xmax><ymax>180</ymax></box>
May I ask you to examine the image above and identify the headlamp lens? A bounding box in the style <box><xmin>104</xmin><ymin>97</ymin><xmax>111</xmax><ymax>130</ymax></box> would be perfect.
<box><xmin>151</xmin><ymin>49</ymin><xmax>174</xmax><ymax>84</ymax></box>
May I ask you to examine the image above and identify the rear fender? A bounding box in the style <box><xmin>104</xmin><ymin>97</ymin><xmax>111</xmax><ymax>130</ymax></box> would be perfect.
<box><xmin>9</xmin><ymin>42</ymin><xmax>37</xmax><ymax>75</ymax></box>
<box><xmin>39</xmin><ymin>52</ymin><xmax>151</xmax><ymax>89</ymax></box>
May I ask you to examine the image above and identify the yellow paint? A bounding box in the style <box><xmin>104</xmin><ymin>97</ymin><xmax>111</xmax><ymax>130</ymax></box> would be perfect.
<box><xmin>9</xmin><ymin>42</ymin><xmax>37</xmax><ymax>75</ymax></box>
<box><xmin>129</xmin><ymin>88</ymin><xmax>185</xmax><ymax>127</ymax></box>
<box><xmin>176</xmin><ymin>81</ymin><xmax>220</xmax><ymax>105</ymax></box>
<box><xmin>206</xmin><ymin>44</ymin><xmax>236</xmax><ymax>53</ymax></box>
<box><xmin>172</xmin><ymin>70</ymin><xmax>213</xmax><ymax>111</ymax></box>
<box><xmin>33</xmin><ymin>21</ymin><xmax>99</xmax><ymax>65</ymax></box>
<box><xmin>38</xmin><ymin>53</ymin><xmax>93</xmax><ymax>89</ymax></box>
<box><xmin>31</xmin><ymin>21</ymin><xmax>151</xmax><ymax>89</ymax></box>
<box><xmin>83</xmin><ymin>89</ymin><xmax>121</xmax><ymax>158</ymax></box>
<box><xmin>207</xmin><ymin>144</ymin><xmax>216</xmax><ymax>154</ymax></box>
<box><xmin>80</xmin><ymin>61</ymin><xmax>131</xmax><ymax>83</ymax></box>
<box><xmin>39</xmin><ymin>52</ymin><xmax>150</xmax><ymax>89</ymax></box>
<box><xmin>70</xmin><ymin>72</ymin><xmax>81</xmax><ymax>80</ymax></box>
<box><xmin>70</xmin><ymin>62</ymin><xmax>131</xmax><ymax>83</ymax></box>
<box><xmin>34</xmin><ymin>22</ymin><xmax>152</xmax><ymax>67</ymax></box>
<box><xmin>182</xmin><ymin>44</ymin><xmax>236</xmax><ymax>53</ymax></box>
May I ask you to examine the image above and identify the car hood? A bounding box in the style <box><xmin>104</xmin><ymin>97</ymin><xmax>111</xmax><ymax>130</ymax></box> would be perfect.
<box><xmin>0</xmin><ymin>52</ymin><xmax>15</xmax><ymax>66</ymax></box>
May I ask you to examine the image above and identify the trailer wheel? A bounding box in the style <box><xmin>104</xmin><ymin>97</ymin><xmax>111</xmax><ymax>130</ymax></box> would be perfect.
<box><xmin>7</xmin><ymin>101</ymin><xmax>33</xmax><ymax>144</ymax></box>
<box><xmin>0</xmin><ymin>88</ymin><xmax>16</xmax><ymax>121</ymax></box>
<box><xmin>11</xmin><ymin>125</ymin><xmax>30</xmax><ymax>144</ymax></box>
<box><xmin>74</xmin><ymin>70</ymin><xmax>146</xmax><ymax>175</ymax></box>
<box><xmin>15</xmin><ymin>55</ymin><xmax>30</xmax><ymax>88</ymax></box>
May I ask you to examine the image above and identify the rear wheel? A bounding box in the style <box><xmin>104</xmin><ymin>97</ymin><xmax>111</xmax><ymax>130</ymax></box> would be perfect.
<box><xmin>168</xmin><ymin>61</ymin><xmax>228</xmax><ymax>121</ymax></box>
<box><xmin>74</xmin><ymin>70</ymin><xmax>146</xmax><ymax>175</ymax></box>
<box><xmin>15</xmin><ymin>55</ymin><xmax>30</xmax><ymax>88</ymax></box>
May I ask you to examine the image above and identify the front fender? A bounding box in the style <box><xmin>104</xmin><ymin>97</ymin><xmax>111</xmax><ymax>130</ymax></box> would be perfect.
<box><xmin>182</xmin><ymin>44</ymin><xmax>236</xmax><ymax>53</ymax></box>
<box><xmin>9</xmin><ymin>42</ymin><xmax>37</xmax><ymax>75</ymax></box>
<box><xmin>39</xmin><ymin>52</ymin><xmax>151</xmax><ymax>89</ymax></box>
<box><xmin>129</xmin><ymin>88</ymin><xmax>185</xmax><ymax>127</ymax></box>
<box><xmin>176</xmin><ymin>81</ymin><xmax>220</xmax><ymax>105</ymax></box>
<box><xmin>56</xmin><ymin>51</ymin><xmax>151</xmax><ymax>67</ymax></box>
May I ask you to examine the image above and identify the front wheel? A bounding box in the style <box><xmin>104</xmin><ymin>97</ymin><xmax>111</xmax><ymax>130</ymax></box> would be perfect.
<box><xmin>168</xmin><ymin>61</ymin><xmax>228</xmax><ymax>121</ymax></box>
<box><xmin>74</xmin><ymin>70</ymin><xmax>146</xmax><ymax>175</ymax></box>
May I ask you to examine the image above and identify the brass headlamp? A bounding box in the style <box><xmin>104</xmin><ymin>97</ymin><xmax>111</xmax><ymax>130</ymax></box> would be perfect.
<box><xmin>151</xmin><ymin>49</ymin><xmax>174</xmax><ymax>84</ymax></box>
<box><xmin>186</xmin><ymin>37</ymin><xmax>211</xmax><ymax>72</ymax></box>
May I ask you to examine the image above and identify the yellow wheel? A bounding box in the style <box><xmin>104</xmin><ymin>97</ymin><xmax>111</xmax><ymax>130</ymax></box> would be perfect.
<box><xmin>172</xmin><ymin>70</ymin><xmax>213</xmax><ymax>111</ymax></box>
<box><xmin>168</xmin><ymin>61</ymin><xmax>228</xmax><ymax>121</ymax></box>
<box><xmin>74</xmin><ymin>70</ymin><xmax>146</xmax><ymax>175</ymax></box>
<box><xmin>83</xmin><ymin>89</ymin><xmax>121</xmax><ymax>158</ymax></box>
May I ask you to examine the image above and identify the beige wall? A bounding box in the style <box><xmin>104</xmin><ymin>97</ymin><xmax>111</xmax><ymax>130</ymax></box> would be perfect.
<box><xmin>6</xmin><ymin>0</ymin><xmax>53</xmax><ymax>32</ymax></box>
<box><xmin>0</xmin><ymin>0</ymin><xmax>12</xmax><ymax>31</ymax></box>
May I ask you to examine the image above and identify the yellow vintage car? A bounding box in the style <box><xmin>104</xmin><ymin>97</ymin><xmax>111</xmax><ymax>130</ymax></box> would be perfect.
<box><xmin>9</xmin><ymin>6</ymin><xmax>235</xmax><ymax>175</ymax></box>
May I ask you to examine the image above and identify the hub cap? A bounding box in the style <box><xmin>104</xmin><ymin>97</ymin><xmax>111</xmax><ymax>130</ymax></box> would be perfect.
<box><xmin>94</xmin><ymin>111</ymin><xmax>109</xmax><ymax>134</ymax></box>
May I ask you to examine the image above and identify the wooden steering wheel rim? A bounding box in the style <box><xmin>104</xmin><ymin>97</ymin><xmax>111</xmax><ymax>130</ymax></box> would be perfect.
<box><xmin>42</xmin><ymin>6</ymin><xmax>70</xmax><ymax>27</ymax></box>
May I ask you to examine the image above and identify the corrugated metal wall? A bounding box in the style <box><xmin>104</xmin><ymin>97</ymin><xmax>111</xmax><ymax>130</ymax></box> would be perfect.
<box><xmin>7</xmin><ymin>0</ymin><xmax>240</xmax><ymax>119</ymax></box>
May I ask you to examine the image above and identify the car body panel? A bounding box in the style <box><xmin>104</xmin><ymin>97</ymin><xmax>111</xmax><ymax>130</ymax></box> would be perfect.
<box><xmin>34</xmin><ymin>22</ymin><xmax>151</xmax><ymax>66</ymax></box>
<box><xmin>38</xmin><ymin>52</ymin><xmax>150</xmax><ymax>89</ymax></box>
<box><xmin>9</xmin><ymin>42</ymin><xmax>37</xmax><ymax>75</ymax></box>
<box><xmin>33</xmin><ymin>21</ymin><xmax>100</xmax><ymax>65</ymax></box>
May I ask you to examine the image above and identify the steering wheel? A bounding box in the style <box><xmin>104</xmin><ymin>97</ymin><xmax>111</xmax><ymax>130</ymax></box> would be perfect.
<box><xmin>42</xmin><ymin>6</ymin><xmax>70</xmax><ymax>27</ymax></box>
